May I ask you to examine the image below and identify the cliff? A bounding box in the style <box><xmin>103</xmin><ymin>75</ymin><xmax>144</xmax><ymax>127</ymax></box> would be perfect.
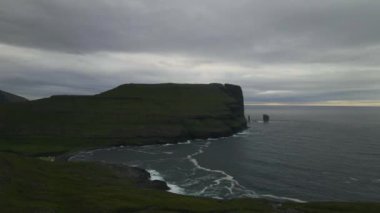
<box><xmin>0</xmin><ymin>90</ymin><xmax>28</xmax><ymax>103</ymax></box>
<box><xmin>0</xmin><ymin>83</ymin><xmax>246</xmax><ymax>155</ymax></box>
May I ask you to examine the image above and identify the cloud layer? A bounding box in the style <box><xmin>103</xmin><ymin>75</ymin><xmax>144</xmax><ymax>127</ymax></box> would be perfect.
<box><xmin>1</xmin><ymin>0</ymin><xmax>380</xmax><ymax>104</ymax></box>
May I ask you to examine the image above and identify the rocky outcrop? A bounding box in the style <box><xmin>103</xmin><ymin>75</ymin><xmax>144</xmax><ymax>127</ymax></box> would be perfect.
<box><xmin>0</xmin><ymin>90</ymin><xmax>28</xmax><ymax>103</ymax></box>
<box><xmin>102</xmin><ymin>164</ymin><xmax>169</xmax><ymax>191</ymax></box>
<box><xmin>263</xmin><ymin>114</ymin><xmax>270</xmax><ymax>123</ymax></box>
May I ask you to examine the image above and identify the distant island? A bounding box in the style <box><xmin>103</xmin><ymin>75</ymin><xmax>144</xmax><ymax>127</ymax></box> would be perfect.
<box><xmin>0</xmin><ymin>84</ymin><xmax>379</xmax><ymax>212</ymax></box>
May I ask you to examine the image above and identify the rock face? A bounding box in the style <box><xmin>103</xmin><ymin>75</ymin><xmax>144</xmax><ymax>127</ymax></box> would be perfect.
<box><xmin>0</xmin><ymin>90</ymin><xmax>28</xmax><ymax>103</ymax></box>
<box><xmin>263</xmin><ymin>114</ymin><xmax>270</xmax><ymax>123</ymax></box>
<box><xmin>0</xmin><ymin>83</ymin><xmax>247</xmax><ymax>154</ymax></box>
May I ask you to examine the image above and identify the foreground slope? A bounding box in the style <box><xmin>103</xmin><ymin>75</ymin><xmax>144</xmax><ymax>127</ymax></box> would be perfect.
<box><xmin>1</xmin><ymin>153</ymin><xmax>379</xmax><ymax>213</ymax></box>
<box><xmin>0</xmin><ymin>153</ymin><xmax>271</xmax><ymax>212</ymax></box>
<box><xmin>0</xmin><ymin>90</ymin><xmax>28</xmax><ymax>103</ymax></box>
<box><xmin>0</xmin><ymin>83</ymin><xmax>246</xmax><ymax>155</ymax></box>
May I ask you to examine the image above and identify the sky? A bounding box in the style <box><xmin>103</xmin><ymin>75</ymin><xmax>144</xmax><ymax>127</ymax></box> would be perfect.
<box><xmin>1</xmin><ymin>0</ymin><xmax>380</xmax><ymax>105</ymax></box>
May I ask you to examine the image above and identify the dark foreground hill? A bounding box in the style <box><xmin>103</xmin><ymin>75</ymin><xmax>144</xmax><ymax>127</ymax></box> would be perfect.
<box><xmin>1</xmin><ymin>153</ymin><xmax>379</xmax><ymax>212</ymax></box>
<box><xmin>0</xmin><ymin>83</ymin><xmax>246</xmax><ymax>155</ymax></box>
<box><xmin>0</xmin><ymin>90</ymin><xmax>28</xmax><ymax>103</ymax></box>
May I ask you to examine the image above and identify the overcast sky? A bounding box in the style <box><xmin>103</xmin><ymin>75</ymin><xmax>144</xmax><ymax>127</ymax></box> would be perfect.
<box><xmin>1</xmin><ymin>0</ymin><xmax>380</xmax><ymax>105</ymax></box>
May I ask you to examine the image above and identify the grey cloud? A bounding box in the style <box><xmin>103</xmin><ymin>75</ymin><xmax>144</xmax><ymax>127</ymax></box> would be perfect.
<box><xmin>1</xmin><ymin>0</ymin><xmax>379</xmax><ymax>63</ymax></box>
<box><xmin>0</xmin><ymin>0</ymin><xmax>380</xmax><ymax>104</ymax></box>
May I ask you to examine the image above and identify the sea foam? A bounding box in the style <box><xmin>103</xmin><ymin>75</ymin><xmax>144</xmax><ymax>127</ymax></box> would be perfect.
<box><xmin>147</xmin><ymin>169</ymin><xmax>185</xmax><ymax>195</ymax></box>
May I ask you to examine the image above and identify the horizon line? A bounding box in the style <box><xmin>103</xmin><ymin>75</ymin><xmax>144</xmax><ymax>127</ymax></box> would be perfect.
<box><xmin>245</xmin><ymin>101</ymin><xmax>380</xmax><ymax>107</ymax></box>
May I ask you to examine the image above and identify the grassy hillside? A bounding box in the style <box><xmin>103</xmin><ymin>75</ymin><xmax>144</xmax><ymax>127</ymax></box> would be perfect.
<box><xmin>0</xmin><ymin>83</ymin><xmax>246</xmax><ymax>155</ymax></box>
<box><xmin>1</xmin><ymin>152</ymin><xmax>379</xmax><ymax>213</ymax></box>
<box><xmin>0</xmin><ymin>152</ymin><xmax>273</xmax><ymax>212</ymax></box>
<box><xmin>1</xmin><ymin>84</ymin><xmax>378</xmax><ymax>212</ymax></box>
<box><xmin>0</xmin><ymin>90</ymin><xmax>28</xmax><ymax>103</ymax></box>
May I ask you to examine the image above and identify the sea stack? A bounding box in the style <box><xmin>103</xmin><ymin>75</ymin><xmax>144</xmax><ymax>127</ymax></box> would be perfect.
<box><xmin>263</xmin><ymin>114</ymin><xmax>270</xmax><ymax>123</ymax></box>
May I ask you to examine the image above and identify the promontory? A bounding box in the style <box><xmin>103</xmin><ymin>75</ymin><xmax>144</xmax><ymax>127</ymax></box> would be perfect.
<box><xmin>0</xmin><ymin>83</ymin><xmax>246</xmax><ymax>155</ymax></box>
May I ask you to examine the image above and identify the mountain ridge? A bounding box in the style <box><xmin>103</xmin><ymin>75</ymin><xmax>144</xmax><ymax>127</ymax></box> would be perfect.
<box><xmin>0</xmin><ymin>90</ymin><xmax>28</xmax><ymax>103</ymax></box>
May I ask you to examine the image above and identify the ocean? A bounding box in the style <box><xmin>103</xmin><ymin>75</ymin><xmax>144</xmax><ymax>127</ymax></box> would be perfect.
<box><xmin>70</xmin><ymin>106</ymin><xmax>380</xmax><ymax>202</ymax></box>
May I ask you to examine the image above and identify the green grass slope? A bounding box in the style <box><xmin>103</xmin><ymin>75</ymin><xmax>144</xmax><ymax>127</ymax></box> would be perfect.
<box><xmin>0</xmin><ymin>152</ymin><xmax>272</xmax><ymax>212</ymax></box>
<box><xmin>1</xmin><ymin>153</ymin><xmax>379</xmax><ymax>213</ymax></box>
<box><xmin>0</xmin><ymin>83</ymin><xmax>246</xmax><ymax>155</ymax></box>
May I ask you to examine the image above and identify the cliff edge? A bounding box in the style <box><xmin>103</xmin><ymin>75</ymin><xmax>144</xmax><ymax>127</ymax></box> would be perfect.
<box><xmin>0</xmin><ymin>83</ymin><xmax>246</xmax><ymax>155</ymax></box>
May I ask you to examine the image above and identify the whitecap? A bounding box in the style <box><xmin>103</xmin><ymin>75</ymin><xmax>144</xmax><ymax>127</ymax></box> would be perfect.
<box><xmin>207</xmin><ymin>138</ymin><xmax>219</xmax><ymax>141</ymax></box>
<box><xmin>185</xmin><ymin>141</ymin><xmax>259</xmax><ymax>199</ymax></box>
<box><xmin>147</xmin><ymin>169</ymin><xmax>186</xmax><ymax>195</ymax></box>
<box><xmin>212</xmin><ymin>196</ymin><xmax>223</xmax><ymax>199</ymax></box>
<box><xmin>237</xmin><ymin>130</ymin><xmax>251</xmax><ymax>135</ymax></box>
<box><xmin>147</xmin><ymin>169</ymin><xmax>165</xmax><ymax>181</ymax></box>
<box><xmin>178</xmin><ymin>140</ymin><xmax>192</xmax><ymax>145</ymax></box>
<box><xmin>260</xmin><ymin>194</ymin><xmax>307</xmax><ymax>203</ymax></box>
<box><xmin>167</xmin><ymin>183</ymin><xmax>186</xmax><ymax>194</ymax></box>
<box><xmin>349</xmin><ymin>177</ymin><xmax>358</xmax><ymax>181</ymax></box>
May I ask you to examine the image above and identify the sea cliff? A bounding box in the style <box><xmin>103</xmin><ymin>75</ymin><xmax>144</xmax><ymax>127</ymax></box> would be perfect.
<box><xmin>0</xmin><ymin>83</ymin><xmax>246</xmax><ymax>155</ymax></box>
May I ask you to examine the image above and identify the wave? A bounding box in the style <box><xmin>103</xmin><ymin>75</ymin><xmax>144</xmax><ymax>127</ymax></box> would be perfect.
<box><xmin>181</xmin><ymin>136</ymin><xmax>304</xmax><ymax>202</ymax></box>
<box><xmin>178</xmin><ymin>140</ymin><xmax>192</xmax><ymax>145</ymax></box>
<box><xmin>260</xmin><ymin>194</ymin><xmax>307</xmax><ymax>203</ymax></box>
<box><xmin>167</xmin><ymin>183</ymin><xmax>186</xmax><ymax>194</ymax></box>
<box><xmin>185</xmin><ymin>141</ymin><xmax>258</xmax><ymax>199</ymax></box>
<box><xmin>147</xmin><ymin>169</ymin><xmax>186</xmax><ymax>195</ymax></box>
<box><xmin>162</xmin><ymin>140</ymin><xmax>193</xmax><ymax>146</ymax></box>
<box><xmin>207</xmin><ymin>138</ymin><xmax>219</xmax><ymax>141</ymax></box>
<box><xmin>69</xmin><ymin>129</ymin><xmax>306</xmax><ymax>202</ymax></box>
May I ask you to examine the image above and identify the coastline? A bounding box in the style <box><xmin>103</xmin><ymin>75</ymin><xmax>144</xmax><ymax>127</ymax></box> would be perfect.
<box><xmin>54</xmin><ymin>128</ymin><xmax>248</xmax><ymax>197</ymax></box>
<box><xmin>2</xmin><ymin>149</ymin><xmax>380</xmax><ymax>213</ymax></box>
<box><xmin>61</xmin><ymin>128</ymin><xmax>305</xmax><ymax>204</ymax></box>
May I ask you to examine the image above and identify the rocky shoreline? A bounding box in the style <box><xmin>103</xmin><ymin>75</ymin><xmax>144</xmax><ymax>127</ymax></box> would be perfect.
<box><xmin>53</xmin><ymin>150</ymin><xmax>170</xmax><ymax>191</ymax></box>
<box><xmin>100</xmin><ymin>163</ymin><xmax>170</xmax><ymax>191</ymax></box>
<box><xmin>54</xmin><ymin>130</ymin><xmax>247</xmax><ymax>193</ymax></box>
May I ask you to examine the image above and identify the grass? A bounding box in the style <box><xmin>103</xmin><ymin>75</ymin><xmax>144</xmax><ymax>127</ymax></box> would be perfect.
<box><xmin>0</xmin><ymin>152</ymin><xmax>274</xmax><ymax>212</ymax></box>
<box><xmin>281</xmin><ymin>202</ymin><xmax>380</xmax><ymax>213</ymax></box>
<box><xmin>1</xmin><ymin>152</ymin><xmax>379</xmax><ymax>212</ymax></box>
<box><xmin>0</xmin><ymin>84</ymin><xmax>246</xmax><ymax>155</ymax></box>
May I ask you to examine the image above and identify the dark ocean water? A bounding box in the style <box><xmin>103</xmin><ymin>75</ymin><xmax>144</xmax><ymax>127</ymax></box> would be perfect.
<box><xmin>70</xmin><ymin>106</ymin><xmax>380</xmax><ymax>202</ymax></box>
